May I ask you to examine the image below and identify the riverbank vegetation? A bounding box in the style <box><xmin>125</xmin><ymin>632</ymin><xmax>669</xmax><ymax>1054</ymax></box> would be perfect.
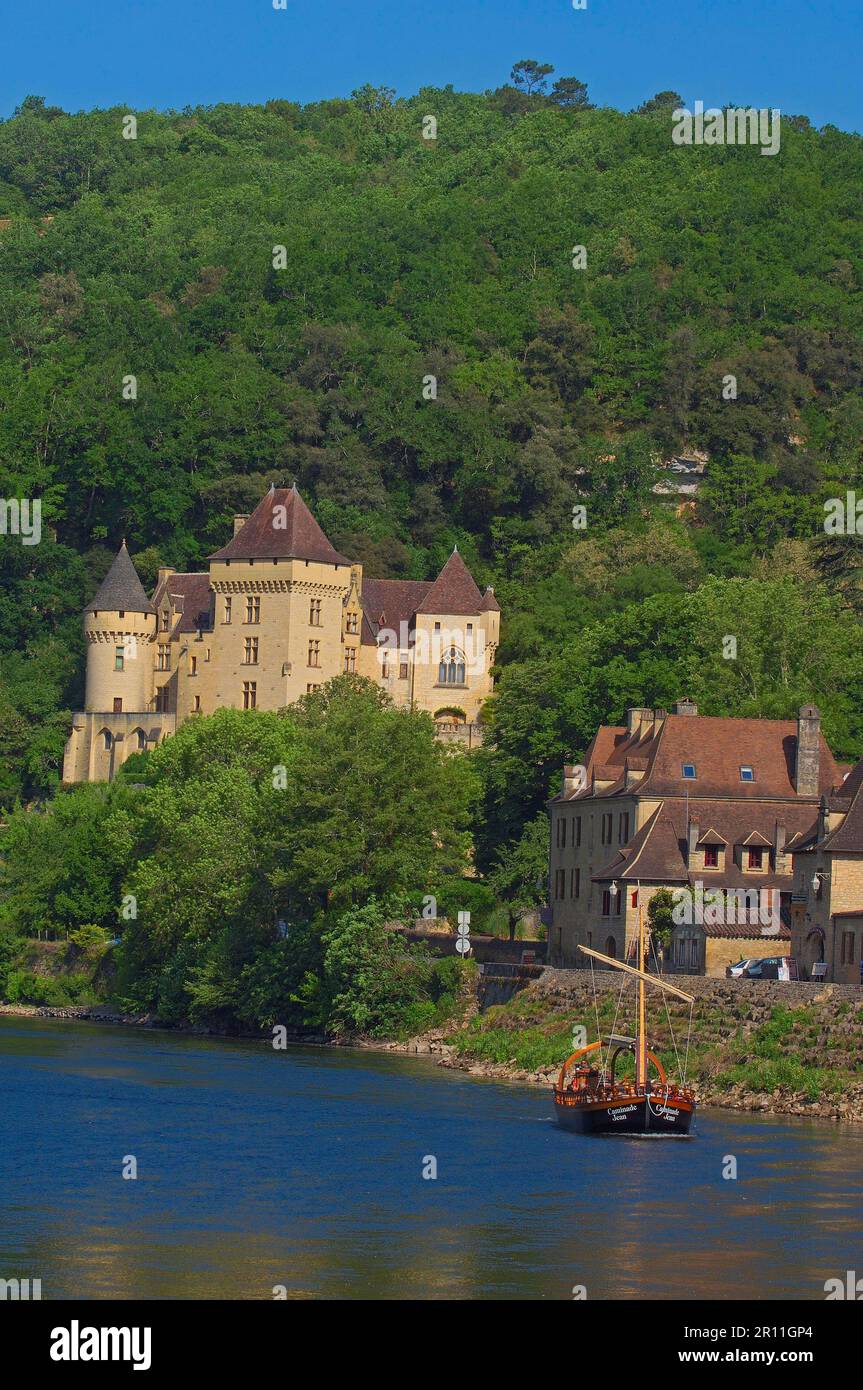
<box><xmin>0</xmin><ymin>679</ymin><xmax>480</xmax><ymax>1033</ymax></box>
<box><xmin>446</xmin><ymin>978</ymin><xmax>863</xmax><ymax>1117</ymax></box>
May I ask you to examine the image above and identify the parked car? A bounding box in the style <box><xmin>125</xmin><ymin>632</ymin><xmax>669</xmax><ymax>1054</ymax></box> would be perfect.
<box><xmin>726</xmin><ymin>958</ymin><xmax>757</xmax><ymax>978</ymax></box>
<box><xmin>740</xmin><ymin>956</ymin><xmax>799</xmax><ymax>981</ymax></box>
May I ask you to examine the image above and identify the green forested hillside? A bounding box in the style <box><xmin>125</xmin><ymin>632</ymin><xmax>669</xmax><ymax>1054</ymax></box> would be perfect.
<box><xmin>1</xmin><ymin>80</ymin><xmax>863</xmax><ymax>838</ymax></box>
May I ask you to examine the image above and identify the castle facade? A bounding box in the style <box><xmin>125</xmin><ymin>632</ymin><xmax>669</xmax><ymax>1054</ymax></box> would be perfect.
<box><xmin>63</xmin><ymin>486</ymin><xmax>500</xmax><ymax>783</ymax></box>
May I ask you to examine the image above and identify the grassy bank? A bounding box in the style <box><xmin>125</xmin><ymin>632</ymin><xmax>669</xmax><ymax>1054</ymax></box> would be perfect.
<box><xmin>441</xmin><ymin>974</ymin><xmax>863</xmax><ymax>1121</ymax></box>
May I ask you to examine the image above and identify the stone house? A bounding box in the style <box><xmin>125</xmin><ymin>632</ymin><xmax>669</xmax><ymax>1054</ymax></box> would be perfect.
<box><xmin>63</xmin><ymin>485</ymin><xmax>500</xmax><ymax>782</ymax></box>
<box><xmin>547</xmin><ymin>701</ymin><xmax>847</xmax><ymax>974</ymax></box>
<box><xmin>790</xmin><ymin>754</ymin><xmax>863</xmax><ymax>983</ymax></box>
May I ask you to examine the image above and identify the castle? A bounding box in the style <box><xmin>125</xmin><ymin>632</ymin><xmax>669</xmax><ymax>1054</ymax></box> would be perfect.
<box><xmin>63</xmin><ymin>485</ymin><xmax>500</xmax><ymax>783</ymax></box>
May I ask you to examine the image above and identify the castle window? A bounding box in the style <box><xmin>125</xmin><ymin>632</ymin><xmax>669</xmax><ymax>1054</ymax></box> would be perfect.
<box><xmin>602</xmin><ymin>890</ymin><xmax>611</xmax><ymax>917</ymax></box>
<box><xmin>573</xmin><ymin>816</ymin><xmax>581</xmax><ymax>848</ymax></box>
<box><xmin>157</xmin><ymin>645</ymin><xmax>170</xmax><ymax>671</ymax></box>
<box><xmin>161</xmin><ymin>610</ymin><xmax>170</xmax><ymax>632</ymax></box>
<box><xmin>841</xmin><ymin>931</ymin><xmax>855</xmax><ymax>965</ymax></box>
<box><xmin>438</xmin><ymin>648</ymin><xmax>466</xmax><ymax>685</ymax></box>
<box><xmin>224</xmin><ymin>597</ymin><xmax>232</xmax><ymax>624</ymax></box>
<box><xmin>308</xmin><ymin>640</ymin><xmax>320</xmax><ymax>668</ymax></box>
<box><xmin>155</xmin><ymin>687</ymin><xmax>169</xmax><ymax>713</ymax></box>
<box><xmin>555</xmin><ymin>869</ymin><xmax>565</xmax><ymax>900</ymax></box>
<box><xmin>242</xmin><ymin>681</ymin><xmax>257</xmax><ymax>710</ymax></box>
<box><xmin>243</xmin><ymin>637</ymin><xmax>259</xmax><ymax>665</ymax></box>
<box><xmin>556</xmin><ymin>818</ymin><xmax>565</xmax><ymax>848</ymax></box>
<box><xmin>618</xmin><ymin>812</ymin><xmax>630</xmax><ymax>844</ymax></box>
<box><xmin>113</xmin><ymin>697</ymin><xmax>122</xmax><ymax>713</ymax></box>
<box><xmin>601</xmin><ymin>812</ymin><xmax>613</xmax><ymax>845</ymax></box>
<box><xmin>115</xmin><ymin>646</ymin><xmax>125</xmax><ymax>671</ymax></box>
<box><xmin>190</xmin><ymin>656</ymin><xmax>197</xmax><ymax>676</ymax></box>
<box><xmin>399</xmin><ymin>661</ymin><xmax>409</xmax><ymax>680</ymax></box>
<box><xmin>309</xmin><ymin>599</ymin><xmax>322</xmax><ymax>626</ymax></box>
<box><xmin>246</xmin><ymin>596</ymin><xmax>260</xmax><ymax>624</ymax></box>
<box><xmin>344</xmin><ymin>648</ymin><xmax>356</xmax><ymax>673</ymax></box>
<box><xmin>193</xmin><ymin>695</ymin><xmax>201</xmax><ymax>712</ymax></box>
<box><xmin>103</xmin><ymin>731</ymin><xmax>113</xmax><ymax>750</ymax></box>
<box><xmin>346</xmin><ymin>612</ymin><xmax>358</xmax><ymax>635</ymax></box>
<box><xmin>136</xmin><ymin>729</ymin><xmax>146</xmax><ymax>750</ymax></box>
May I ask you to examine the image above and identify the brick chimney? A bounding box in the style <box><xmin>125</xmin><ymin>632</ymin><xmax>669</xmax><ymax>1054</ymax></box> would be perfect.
<box><xmin>795</xmin><ymin>704</ymin><xmax>821</xmax><ymax>797</ymax></box>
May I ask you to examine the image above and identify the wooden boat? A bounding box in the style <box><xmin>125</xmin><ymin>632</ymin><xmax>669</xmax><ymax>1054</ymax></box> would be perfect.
<box><xmin>553</xmin><ymin>907</ymin><xmax>697</xmax><ymax>1137</ymax></box>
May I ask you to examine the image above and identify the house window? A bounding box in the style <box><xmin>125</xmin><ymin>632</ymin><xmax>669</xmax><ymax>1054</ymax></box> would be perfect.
<box><xmin>243</xmin><ymin>637</ymin><xmax>259</xmax><ymax>665</ymax></box>
<box><xmin>306</xmin><ymin>683</ymin><xmax>320</xmax><ymax>693</ymax></box>
<box><xmin>602</xmin><ymin>890</ymin><xmax>612</xmax><ymax>917</ymax></box>
<box><xmin>246</xmin><ymin>596</ymin><xmax>260</xmax><ymax>624</ymax></box>
<box><xmin>399</xmin><ymin>661</ymin><xmax>409</xmax><ymax>680</ymax></box>
<box><xmin>224</xmin><ymin>597</ymin><xmax>232</xmax><ymax>624</ymax></box>
<box><xmin>631</xmin><ymin>890</ymin><xmax>638</xmax><ymax>908</ymax></box>
<box><xmin>309</xmin><ymin>599</ymin><xmax>322</xmax><ymax>626</ymax></box>
<box><xmin>242</xmin><ymin>681</ymin><xmax>257</xmax><ymax>710</ymax></box>
<box><xmin>704</xmin><ymin>845</ymin><xmax>719</xmax><ymax>868</ymax></box>
<box><xmin>555</xmin><ymin>869</ymin><xmax>565</xmax><ymax>900</ymax></box>
<box><xmin>619</xmin><ymin>812</ymin><xmax>630</xmax><ymax>844</ymax></box>
<box><xmin>438</xmin><ymin>648</ymin><xmax>466</xmax><ymax>685</ymax></box>
<box><xmin>344</xmin><ymin>648</ymin><xmax>356</xmax><ymax>673</ymax></box>
<box><xmin>193</xmin><ymin>695</ymin><xmax>201</xmax><ymax>712</ymax></box>
<box><xmin>155</xmin><ymin>687</ymin><xmax>169</xmax><ymax>713</ymax></box>
<box><xmin>841</xmin><ymin>932</ymin><xmax>855</xmax><ymax>965</ymax></box>
<box><xmin>601</xmin><ymin>813</ymin><xmax>613</xmax><ymax>845</ymax></box>
<box><xmin>740</xmin><ymin>765</ymin><xmax>755</xmax><ymax>782</ymax></box>
<box><xmin>747</xmin><ymin>847</ymin><xmax>764</xmax><ymax>870</ymax></box>
<box><xmin>573</xmin><ymin>816</ymin><xmax>581</xmax><ymax>848</ymax></box>
<box><xmin>572</xmin><ymin>867</ymin><xmax>581</xmax><ymax>898</ymax></box>
<box><xmin>157</xmin><ymin>645</ymin><xmax>170</xmax><ymax>671</ymax></box>
<box><xmin>114</xmin><ymin>646</ymin><xmax>125</xmax><ymax>671</ymax></box>
<box><xmin>346</xmin><ymin>612</ymin><xmax>358</xmax><ymax>635</ymax></box>
<box><xmin>557</xmin><ymin>818</ymin><xmax>566</xmax><ymax>848</ymax></box>
<box><xmin>308</xmin><ymin>640</ymin><xmax>320</xmax><ymax>668</ymax></box>
<box><xmin>682</xmin><ymin>763</ymin><xmax>696</xmax><ymax>779</ymax></box>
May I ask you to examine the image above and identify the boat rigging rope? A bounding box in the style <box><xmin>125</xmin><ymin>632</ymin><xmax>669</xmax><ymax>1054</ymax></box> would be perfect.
<box><xmin>650</xmin><ymin>934</ymin><xmax>685</xmax><ymax>1084</ymax></box>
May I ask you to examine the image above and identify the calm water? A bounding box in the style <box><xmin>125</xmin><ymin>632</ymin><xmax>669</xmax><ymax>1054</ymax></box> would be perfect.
<box><xmin>0</xmin><ymin>1015</ymin><xmax>860</xmax><ymax>1300</ymax></box>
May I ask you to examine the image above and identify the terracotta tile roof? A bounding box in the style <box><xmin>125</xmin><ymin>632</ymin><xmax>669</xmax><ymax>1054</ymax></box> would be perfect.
<box><xmin>479</xmin><ymin>586</ymin><xmax>501</xmax><ymax>612</ymax></box>
<box><xmin>592</xmin><ymin>798</ymin><xmax>816</xmax><ymax>888</ymax></box>
<box><xmin>151</xmin><ymin>573</ymin><xmax>214</xmax><ymax>635</ymax></box>
<box><xmin>86</xmin><ymin>543</ymin><xmax>154</xmax><ymax>615</ymax></box>
<box><xmin>818</xmin><ymin>776</ymin><xmax>863</xmax><ymax>855</ymax></box>
<box><xmin>699</xmin><ymin>921</ymin><xmax>791</xmax><ymax>940</ymax></box>
<box><xmin>415</xmin><ymin>548</ymin><xmax>484</xmax><ymax>615</ymax></box>
<box><xmin>209</xmin><ymin>486</ymin><xmax>351</xmax><ymax>565</ymax></box>
<box><xmin>360</xmin><ymin>578</ymin><xmax>432</xmax><ymax>645</ymax></box>
<box><xmin>554</xmin><ymin>712</ymin><xmax>842</xmax><ymax>803</ymax></box>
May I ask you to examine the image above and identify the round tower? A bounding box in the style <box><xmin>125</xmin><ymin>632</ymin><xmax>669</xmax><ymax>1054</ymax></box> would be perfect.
<box><xmin>84</xmin><ymin>542</ymin><xmax>156</xmax><ymax>714</ymax></box>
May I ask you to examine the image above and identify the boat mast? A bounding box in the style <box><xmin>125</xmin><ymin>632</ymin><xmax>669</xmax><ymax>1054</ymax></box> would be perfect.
<box><xmin>636</xmin><ymin>892</ymin><xmax>647</xmax><ymax>1091</ymax></box>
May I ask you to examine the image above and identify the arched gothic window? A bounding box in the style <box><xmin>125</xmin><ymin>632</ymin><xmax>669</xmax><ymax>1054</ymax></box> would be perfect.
<box><xmin>438</xmin><ymin>647</ymin><xmax>466</xmax><ymax>685</ymax></box>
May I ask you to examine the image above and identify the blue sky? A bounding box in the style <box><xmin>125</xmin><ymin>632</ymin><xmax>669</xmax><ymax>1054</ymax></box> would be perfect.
<box><xmin>0</xmin><ymin>0</ymin><xmax>859</xmax><ymax>132</ymax></box>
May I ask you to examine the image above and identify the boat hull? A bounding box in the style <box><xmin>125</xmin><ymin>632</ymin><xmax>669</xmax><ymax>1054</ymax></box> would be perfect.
<box><xmin>554</xmin><ymin>1093</ymin><xmax>695</xmax><ymax>1136</ymax></box>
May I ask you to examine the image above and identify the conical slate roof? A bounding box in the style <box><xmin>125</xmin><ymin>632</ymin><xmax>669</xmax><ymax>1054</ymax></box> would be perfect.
<box><xmin>85</xmin><ymin>542</ymin><xmax>154</xmax><ymax>614</ymax></box>
<box><xmin>416</xmin><ymin>548</ymin><xmax>483</xmax><ymax>615</ymax></box>
<box><xmin>209</xmin><ymin>485</ymin><xmax>351</xmax><ymax>565</ymax></box>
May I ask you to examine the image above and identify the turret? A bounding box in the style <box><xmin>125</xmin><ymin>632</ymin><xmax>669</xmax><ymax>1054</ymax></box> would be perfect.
<box><xmin>83</xmin><ymin>542</ymin><xmax>155</xmax><ymax>714</ymax></box>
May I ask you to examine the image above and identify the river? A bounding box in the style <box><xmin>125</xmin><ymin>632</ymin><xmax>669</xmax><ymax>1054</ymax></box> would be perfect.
<box><xmin>0</xmin><ymin>1014</ymin><xmax>860</xmax><ymax>1300</ymax></box>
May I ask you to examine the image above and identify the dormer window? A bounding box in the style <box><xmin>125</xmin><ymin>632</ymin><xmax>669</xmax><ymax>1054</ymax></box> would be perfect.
<box><xmin>682</xmin><ymin>763</ymin><xmax>696</xmax><ymax>780</ymax></box>
<box><xmin>740</xmin><ymin>766</ymin><xmax>755</xmax><ymax>782</ymax></box>
<box><xmin>747</xmin><ymin>847</ymin><xmax>764</xmax><ymax>870</ymax></box>
<box><xmin>704</xmin><ymin>845</ymin><xmax>719</xmax><ymax>868</ymax></box>
<box><xmin>161</xmin><ymin>610</ymin><xmax>170</xmax><ymax>632</ymax></box>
